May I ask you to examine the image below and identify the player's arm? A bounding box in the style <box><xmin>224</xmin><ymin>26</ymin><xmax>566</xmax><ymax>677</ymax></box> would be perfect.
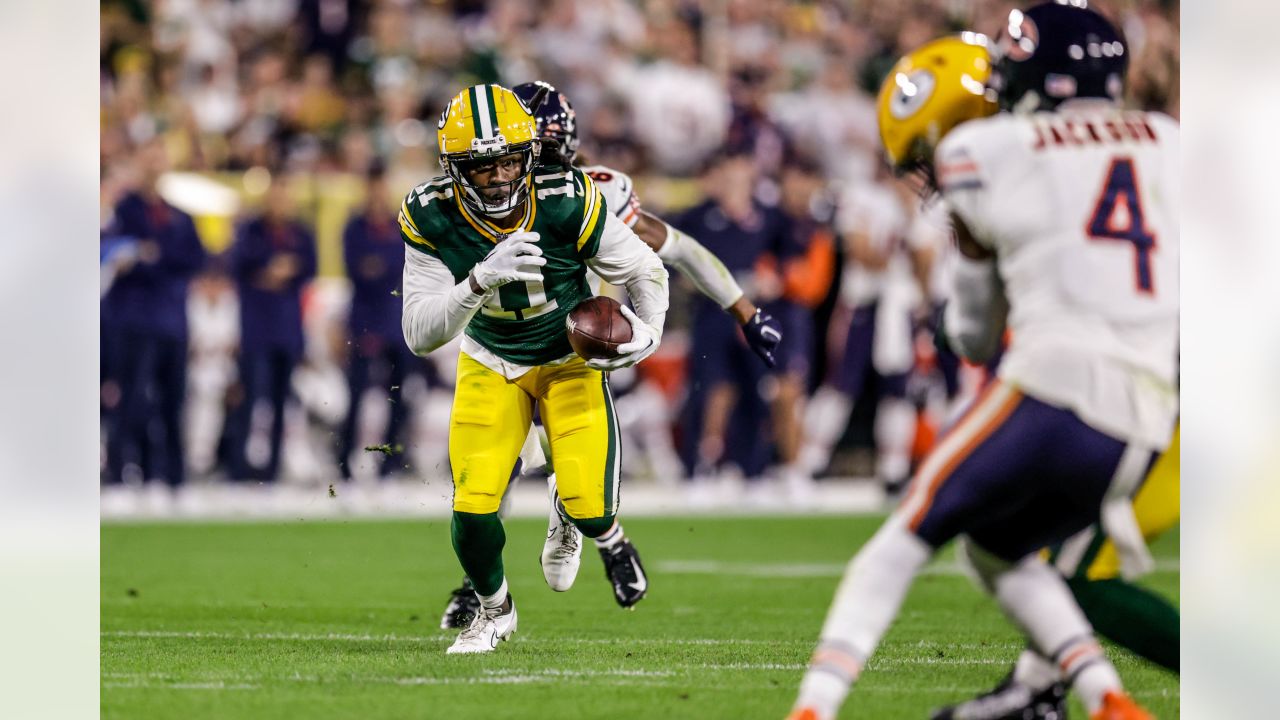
<box><xmin>583</xmin><ymin>211</ymin><xmax>669</xmax><ymax>371</ymax></box>
<box><xmin>400</xmin><ymin>246</ymin><xmax>488</xmax><ymax>356</ymax></box>
<box><xmin>634</xmin><ymin>210</ymin><xmax>752</xmax><ymax>321</ymax></box>
<box><xmin>637</xmin><ymin>210</ymin><xmax>782</xmax><ymax>366</ymax></box>
<box><xmin>398</xmin><ymin>196</ymin><xmax>544</xmax><ymax>356</ymax></box>
<box><xmin>944</xmin><ymin>214</ymin><xmax>1006</xmax><ymax>366</ymax></box>
<box><xmin>935</xmin><ymin>129</ymin><xmax>1008</xmax><ymax>363</ymax></box>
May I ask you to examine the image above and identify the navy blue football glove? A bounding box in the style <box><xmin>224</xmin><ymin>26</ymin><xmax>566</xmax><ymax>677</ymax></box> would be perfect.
<box><xmin>741</xmin><ymin>308</ymin><xmax>783</xmax><ymax>368</ymax></box>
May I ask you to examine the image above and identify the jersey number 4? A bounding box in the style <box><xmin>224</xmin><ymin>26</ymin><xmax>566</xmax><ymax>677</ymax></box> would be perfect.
<box><xmin>1086</xmin><ymin>157</ymin><xmax>1157</xmax><ymax>294</ymax></box>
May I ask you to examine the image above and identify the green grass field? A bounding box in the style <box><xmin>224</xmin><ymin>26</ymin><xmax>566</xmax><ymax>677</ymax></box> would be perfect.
<box><xmin>102</xmin><ymin>515</ymin><xmax>1179</xmax><ymax>719</ymax></box>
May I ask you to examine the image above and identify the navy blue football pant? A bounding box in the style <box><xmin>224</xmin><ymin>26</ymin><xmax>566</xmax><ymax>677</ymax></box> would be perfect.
<box><xmin>900</xmin><ymin>381</ymin><xmax>1158</xmax><ymax>562</ymax></box>
<box><xmin>105</xmin><ymin>331</ymin><xmax>188</xmax><ymax>487</ymax></box>
<box><xmin>226</xmin><ymin>348</ymin><xmax>296</xmax><ymax>481</ymax></box>
<box><xmin>336</xmin><ymin>340</ymin><xmax>412</xmax><ymax>478</ymax></box>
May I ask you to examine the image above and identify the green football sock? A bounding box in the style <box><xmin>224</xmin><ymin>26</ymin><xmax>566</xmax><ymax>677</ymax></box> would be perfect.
<box><xmin>570</xmin><ymin>514</ymin><xmax>616</xmax><ymax>539</ymax></box>
<box><xmin>451</xmin><ymin>511</ymin><xmax>506</xmax><ymax>596</ymax></box>
<box><xmin>1068</xmin><ymin>577</ymin><xmax>1179</xmax><ymax>672</ymax></box>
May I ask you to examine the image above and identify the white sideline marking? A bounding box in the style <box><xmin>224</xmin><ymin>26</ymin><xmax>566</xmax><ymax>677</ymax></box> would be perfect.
<box><xmin>653</xmin><ymin>558</ymin><xmax>1181</xmax><ymax>579</ymax></box>
<box><xmin>102</xmin><ymin>630</ymin><xmax>1031</xmax><ymax>659</ymax></box>
<box><xmin>101</xmin><ymin>630</ymin><xmax>809</xmax><ymax>646</ymax></box>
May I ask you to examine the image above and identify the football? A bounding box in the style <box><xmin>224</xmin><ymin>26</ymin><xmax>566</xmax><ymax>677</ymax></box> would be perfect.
<box><xmin>566</xmin><ymin>295</ymin><xmax>632</xmax><ymax>360</ymax></box>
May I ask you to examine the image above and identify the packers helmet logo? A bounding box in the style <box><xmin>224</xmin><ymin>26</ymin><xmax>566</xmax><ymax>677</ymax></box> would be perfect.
<box><xmin>999</xmin><ymin>10</ymin><xmax>1039</xmax><ymax>62</ymax></box>
<box><xmin>889</xmin><ymin>69</ymin><xmax>936</xmax><ymax>120</ymax></box>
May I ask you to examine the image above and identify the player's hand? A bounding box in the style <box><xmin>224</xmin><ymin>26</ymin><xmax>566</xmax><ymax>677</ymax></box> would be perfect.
<box><xmin>469</xmin><ymin>232</ymin><xmax>546</xmax><ymax>292</ymax></box>
<box><xmin>587</xmin><ymin>305</ymin><xmax>660</xmax><ymax>371</ymax></box>
<box><xmin>741</xmin><ymin>308</ymin><xmax>782</xmax><ymax>368</ymax></box>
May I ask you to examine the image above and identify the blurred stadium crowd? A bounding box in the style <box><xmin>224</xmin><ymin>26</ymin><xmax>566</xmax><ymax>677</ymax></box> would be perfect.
<box><xmin>99</xmin><ymin>0</ymin><xmax>1179</xmax><ymax>507</ymax></box>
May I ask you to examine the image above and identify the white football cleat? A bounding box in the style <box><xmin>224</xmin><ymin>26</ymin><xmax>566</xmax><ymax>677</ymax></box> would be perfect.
<box><xmin>540</xmin><ymin>474</ymin><xmax>582</xmax><ymax>591</ymax></box>
<box><xmin>445</xmin><ymin>596</ymin><xmax>517</xmax><ymax>655</ymax></box>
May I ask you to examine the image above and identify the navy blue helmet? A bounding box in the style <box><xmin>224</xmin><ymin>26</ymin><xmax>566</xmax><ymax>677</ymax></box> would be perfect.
<box><xmin>989</xmin><ymin>1</ymin><xmax>1128</xmax><ymax>112</ymax></box>
<box><xmin>511</xmin><ymin>81</ymin><xmax>579</xmax><ymax>166</ymax></box>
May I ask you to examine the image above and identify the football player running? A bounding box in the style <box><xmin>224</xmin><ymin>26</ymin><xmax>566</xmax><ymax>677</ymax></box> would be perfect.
<box><xmin>932</xmin><ymin>425</ymin><xmax>1180</xmax><ymax>720</ymax></box>
<box><xmin>788</xmin><ymin>5</ymin><xmax>1177</xmax><ymax>720</ymax></box>
<box><xmin>401</xmin><ymin>83</ymin><xmax>668</xmax><ymax>654</ymax></box>
<box><xmin>437</xmin><ymin>80</ymin><xmax>784</xmax><ymax>629</ymax></box>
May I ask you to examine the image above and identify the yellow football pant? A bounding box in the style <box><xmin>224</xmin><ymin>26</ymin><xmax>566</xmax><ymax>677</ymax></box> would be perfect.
<box><xmin>1051</xmin><ymin>425</ymin><xmax>1180</xmax><ymax>580</ymax></box>
<box><xmin>449</xmin><ymin>352</ymin><xmax>620</xmax><ymax>520</ymax></box>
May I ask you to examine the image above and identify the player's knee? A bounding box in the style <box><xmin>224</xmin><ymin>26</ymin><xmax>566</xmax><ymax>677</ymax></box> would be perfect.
<box><xmin>453</xmin><ymin>490</ymin><xmax>502</xmax><ymax>514</ymax></box>
<box><xmin>450</xmin><ymin>456</ymin><xmax>508</xmax><ymax>514</ymax></box>
<box><xmin>452</xmin><ymin>468</ymin><xmax>502</xmax><ymax>514</ymax></box>
<box><xmin>568</xmin><ymin>513</ymin><xmax>616</xmax><ymax>539</ymax></box>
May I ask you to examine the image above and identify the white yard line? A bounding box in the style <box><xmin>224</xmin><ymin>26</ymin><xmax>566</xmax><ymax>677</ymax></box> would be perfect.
<box><xmin>653</xmin><ymin>558</ymin><xmax>1180</xmax><ymax>578</ymax></box>
<box><xmin>101</xmin><ymin>629</ymin><xmax>812</xmax><ymax>646</ymax></box>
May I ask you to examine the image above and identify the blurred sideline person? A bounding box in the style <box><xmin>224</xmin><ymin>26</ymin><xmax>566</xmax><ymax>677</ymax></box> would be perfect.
<box><xmin>437</xmin><ymin>81</ymin><xmax>783</xmax><ymax>629</ymax></box>
<box><xmin>185</xmin><ymin>267</ymin><xmax>239</xmax><ymax>477</ymax></box>
<box><xmin>400</xmin><ymin>84</ymin><xmax>668</xmax><ymax>653</ymax></box>
<box><xmin>670</xmin><ymin>148</ymin><xmax>791</xmax><ymax>485</ymax></box>
<box><xmin>103</xmin><ymin>139</ymin><xmax>207</xmax><ymax>493</ymax></box>
<box><xmin>336</xmin><ymin>162</ymin><xmax>422</xmax><ymax>480</ymax></box>
<box><xmin>225</xmin><ymin>173</ymin><xmax>317</xmax><ymax>481</ymax></box>
<box><xmin>766</xmin><ymin>157</ymin><xmax>836</xmax><ymax>501</ymax></box>
<box><xmin>789</xmin><ymin>11</ymin><xmax>1178</xmax><ymax>720</ymax></box>
<box><xmin>800</xmin><ymin>166</ymin><xmax>924</xmax><ymax>494</ymax></box>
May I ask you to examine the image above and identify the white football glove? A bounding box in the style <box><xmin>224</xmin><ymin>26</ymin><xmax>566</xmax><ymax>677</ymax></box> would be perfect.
<box><xmin>587</xmin><ymin>305</ymin><xmax>661</xmax><ymax>371</ymax></box>
<box><xmin>469</xmin><ymin>231</ymin><xmax>546</xmax><ymax>292</ymax></box>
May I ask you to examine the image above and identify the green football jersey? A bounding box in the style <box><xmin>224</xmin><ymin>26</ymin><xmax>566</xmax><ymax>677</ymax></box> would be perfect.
<box><xmin>398</xmin><ymin>166</ymin><xmax>607</xmax><ymax>366</ymax></box>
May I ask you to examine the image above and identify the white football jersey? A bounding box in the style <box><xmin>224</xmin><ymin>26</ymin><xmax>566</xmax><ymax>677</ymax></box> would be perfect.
<box><xmin>834</xmin><ymin>181</ymin><xmax>917</xmax><ymax>308</ymax></box>
<box><xmin>579</xmin><ymin>164</ymin><xmax>642</xmax><ymax>228</ymax></box>
<box><xmin>577</xmin><ymin>164</ymin><xmax>643</xmax><ymax>296</ymax></box>
<box><xmin>936</xmin><ymin>103</ymin><xmax>1179</xmax><ymax>448</ymax></box>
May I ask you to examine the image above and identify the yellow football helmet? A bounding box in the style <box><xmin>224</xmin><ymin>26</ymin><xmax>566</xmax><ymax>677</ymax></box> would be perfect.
<box><xmin>437</xmin><ymin>84</ymin><xmax>541</xmax><ymax>216</ymax></box>
<box><xmin>876</xmin><ymin>33</ymin><xmax>998</xmax><ymax>179</ymax></box>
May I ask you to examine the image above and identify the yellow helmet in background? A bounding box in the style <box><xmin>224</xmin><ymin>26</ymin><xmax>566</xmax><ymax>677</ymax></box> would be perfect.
<box><xmin>876</xmin><ymin>33</ymin><xmax>998</xmax><ymax>178</ymax></box>
<box><xmin>437</xmin><ymin>84</ymin><xmax>540</xmax><ymax>216</ymax></box>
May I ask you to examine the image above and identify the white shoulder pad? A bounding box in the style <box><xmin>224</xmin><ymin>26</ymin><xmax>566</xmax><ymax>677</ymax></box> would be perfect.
<box><xmin>933</xmin><ymin>115</ymin><xmax>1025</xmax><ymax>247</ymax></box>
<box><xmin>579</xmin><ymin>164</ymin><xmax>642</xmax><ymax>227</ymax></box>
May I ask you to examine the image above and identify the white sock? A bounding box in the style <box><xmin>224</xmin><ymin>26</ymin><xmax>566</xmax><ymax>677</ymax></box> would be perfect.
<box><xmin>794</xmin><ymin>516</ymin><xmax>932</xmax><ymax>717</ymax></box>
<box><xmin>478</xmin><ymin>578</ymin><xmax>509</xmax><ymax>610</ymax></box>
<box><xmin>1012</xmin><ymin>648</ymin><xmax>1061</xmax><ymax>692</ymax></box>
<box><xmin>988</xmin><ymin>555</ymin><xmax>1121</xmax><ymax>714</ymax></box>
<box><xmin>874</xmin><ymin>396</ymin><xmax>916</xmax><ymax>482</ymax></box>
<box><xmin>1070</xmin><ymin>655</ymin><xmax>1123</xmax><ymax>714</ymax></box>
<box><xmin>594</xmin><ymin>521</ymin><xmax>624</xmax><ymax>550</ymax></box>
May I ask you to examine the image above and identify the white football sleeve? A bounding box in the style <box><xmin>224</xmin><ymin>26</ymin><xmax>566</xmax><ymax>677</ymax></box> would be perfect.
<box><xmin>934</xmin><ymin>130</ymin><xmax>997</xmax><ymax>250</ymax></box>
<box><xmin>656</xmin><ymin>223</ymin><xmax>745</xmax><ymax>310</ymax></box>
<box><xmin>586</xmin><ymin>211</ymin><xmax>669</xmax><ymax>340</ymax></box>
<box><xmin>401</xmin><ymin>247</ymin><xmax>489</xmax><ymax>356</ymax></box>
<box><xmin>944</xmin><ymin>253</ymin><xmax>1008</xmax><ymax>363</ymax></box>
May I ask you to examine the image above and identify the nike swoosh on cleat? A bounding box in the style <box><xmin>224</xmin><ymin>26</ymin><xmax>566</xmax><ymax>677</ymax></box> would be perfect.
<box><xmin>626</xmin><ymin>557</ymin><xmax>647</xmax><ymax>591</ymax></box>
